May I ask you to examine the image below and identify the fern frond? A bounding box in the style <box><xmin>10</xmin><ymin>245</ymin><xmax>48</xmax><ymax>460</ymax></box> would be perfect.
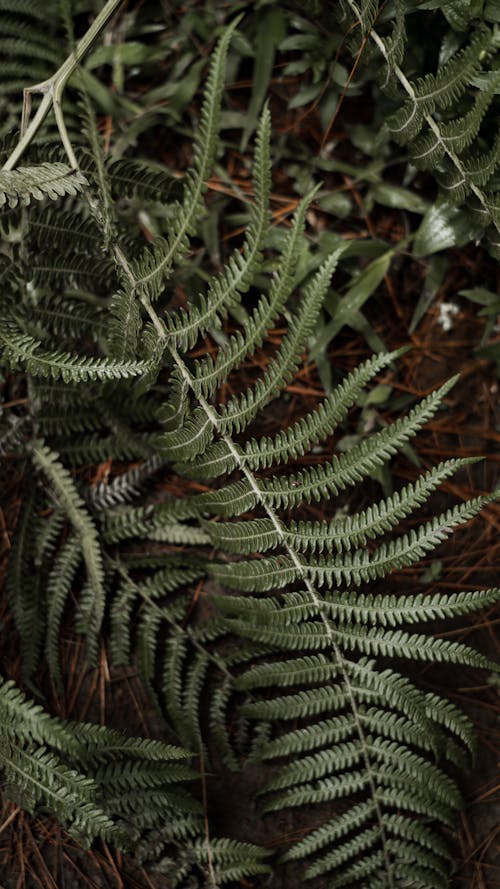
<box><xmin>180</xmin><ymin>349</ymin><xmax>403</xmax><ymax>479</ymax></box>
<box><xmin>223</xmin><ymin>586</ymin><xmax>500</xmax><ymax>630</ymax></box>
<box><xmin>110</xmin><ymin>565</ymin><xmax>202</xmax><ymax>664</ymax></box>
<box><xmin>0</xmin><ymin>315</ymin><xmax>149</xmax><ymax>382</ymax></box>
<box><xmin>217</xmin><ymin>246</ymin><xmax>346</xmax><ymax>436</ymax></box>
<box><xmin>436</xmin><ymin>133</ymin><xmax>500</xmax><ymax>203</ymax></box>
<box><xmin>190</xmin><ymin>837</ymin><xmax>272</xmax><ymax>884</ymax></box>
<box><xmin>2</xmin><ymin>12</ymin><xmax>498</xmax><ymax>884</ymax></box>
<box><xmin>165</xmin><ymin>105</ymin><xmax>271</xmax><ymax>351</ymax></box>
<box><xmin>204</xmin><ymin>457</ymin><xmax>481</xmax><ymax>552</ymax></box>
<box><xmin>0</xmin><ymin>737</ymin><xmax>123</xmax><ymax>846</ymax></box>
<box><xmin>89</xmin><ymin>457</ymin><xmax>164</xmax><ymax>509</ymax></box>
<box><xmin>411</xmin><ymin>79</ymin><xmax>498</xmax><ymax>170</ymax></box>
<box><xmin>227</xmin><ymin>610</ymin><xmax>495</xmax><ymax>668</ymax></box>
<box><xmin>188</xmin><ymin>375</ymin><xmax>459</xmax><ymax>519</ymax></box>
<box><xmin>154</xmin><ymin>406</ymin><xmax>214</xmax><ymax>461</ymax></box>
<box><xmin>386</xmin><ymin>30</ymin><xmax>489</xmax><ymax>144</ymax></box>
<box><xmin>107</xmin><ymin>156</ymin><xmax>182</xmax><ymax>204</ymax></box>
<box><xmin>0</xmin><ymin>163</ymin><xmax>87</xmax><ymax>207</ymax></box>
<box><xmin>128</xmin><ymin>18</ymin><xmax>240</xmax><ymax>303</ymax></box>
<box><xmin>45</xmin><ymin>534</ymin><xmax>82</xmax><ymax>685</ymax></box>
<box><xmin>191</xmin><ymin>188</ymin><xmax>318</xmax><ymax>399</ymax></box>
<box><xmin>32</xmin><ymin>442</ymin><xmax>105</xmax><ymax>662</ymax></box>
<box><xmin>5</xmin><ymin>493</ymin><xmax>44</xmax><ymax>678</ymax></box>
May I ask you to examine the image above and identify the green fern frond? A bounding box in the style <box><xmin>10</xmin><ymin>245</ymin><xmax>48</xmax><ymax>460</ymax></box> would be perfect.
<box><xmin>89</xmin><ymin>457</ymin><xmax>164</xmax><ymax>509</ymax></box>
<box><xmin>107</xmin><ymin>156</ymin><xmax>183</xmax><ymax>204</ymax></box>
<box><xmin>204</xmin><ymin>457</ymin><xmax>481</xmax><ymax>553</ymax></box>
<box><xmin>411</xmin><ymin>79</ymin><xmax>498</xmax><ymax>170</ymax></box>
<box><xmin>2</xmin><ymin>11</ymin><xmax>498</xmax><ymax>886</ymax></box>
<box><xmin>45</xmin><ymin>534</ymin><xmax>82</xmax><ymax>685</ymax></box>
<box><xmin>180</xmin><ymin>349</ymin><xmax>403</xmax><ymax>479</ymax></box>
<box><xmin>27</xmin><ymin>295</ymin><xmax>107</xmax><ymax>343</ymax></box>
<box><xmin>0</xmin><ymin>162</ymin><xmax>87</xmax><ymax>207</ymax></box>
<box><xmin>187</xmin><ymin>375</ymin><xmax>459</xmax><ymax>520</ymax></box>
<box><xmin>190</xmin><ymin>837</ymin><xmax>272</xmax><ymax>884</ymax></box>
<box><xmin>0</xmin><ymin>677</ymin><xmax>197</xmax><ymax>847</ymax></box>
<box><xmin>191</xmin><ymin>188</ymin><xmax>318</xmax><ymax>399</ymax></box>
<box><xmin>5</xmin><ymin>493</ymin><xmax>43</xmax><ymax>678</ymax></box>
<box><xmin>30</xmin><ymin>250</ymin><xmax>115</xmax><ymax>289</ymax></box>
<box><xmin>128</xmin><ymin>18</ymin><xmax>240</xmax><ymax>303</ymax></box>
<box><xmin>387</xmin><ymin>30</ymin><xmax>489</xmax><ymax>144</ymax></box>
<box><xmin>436</xmin><ymin>133</ymin><xmax>500</xmax><ymax>203</ymax></box>
<box><xmin>0</xmin><ymin>737</ymin><xmax>122</xmax><ymax>846</ymax></box>
<box><xmin>32</xmin><ymin>442</ymin><xmax>105</xmax><ymax>662</ymax></box>
<box><xmin>165</xmin><ymin>105</ymin><xmax>271</xmax><ymax>351</ymax></box>
<box><xmin>0</xmin><ymin>314</ymin><xmax>149</xmax><ymax>382</ymax></box>
<box><xmin>217</xmin><ymin>246</ymin><xmax>347</xmax><ymax>436</ymax></box>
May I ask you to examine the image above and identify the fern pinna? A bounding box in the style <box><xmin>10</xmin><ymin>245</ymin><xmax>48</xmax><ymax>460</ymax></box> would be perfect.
<box><xmin>0</xmin><ymin>11</ymin><xmax>499</xmax><ymax>889</ymax></box>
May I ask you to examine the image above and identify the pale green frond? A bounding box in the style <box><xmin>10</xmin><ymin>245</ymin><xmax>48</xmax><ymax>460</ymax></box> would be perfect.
<box><xmin>210</xmin><ymin>493</ymin><xmax>493</xmax><ymax>590</ymax></box>
<box><xmin>233</xmin><ymin>618</ymin><xmax>495</xmax><ymax>669</ymax></box>
<box><xmin>387</xmin><ymin>30</ymin><xmax>489</xmax><ymax>144</ymax></box>
<box><xmin>31</xmin><ymin>442</ymin><xmax>105</xmax><ymax>662</ymax></box>
<box><xmin>190</xmin><ymin>838</ymin><xmax>272</xmax><ymax>884</ymax></box>
<box><xmin>128</xmin><ymin>19</ymin><xmax>240</xmax><ymax>302</ymax></box>
<box><xmin>217</xmin><ymin>246</ymin><xmax>347</xmax><ymax>435</ymax></box>
<box><xmin>250</xmin><ymin>376</ymin><xmax>458</xmax><ymax>511</ymax></box>
<box><xmin>102</xmin><ymin>500</ymin><xmax>197</xmax><ymax>544</ymax></box>
<box><xmin>153</xmin><ymin>406</ymin><xmax>214</xmax><ymax>461</ymax></box>
<box><xmin>181</xmin><ymin>349</ymin><xmax>403</xmax><ymax>479</ymax></box>
<box><xmin>191</xmin><ymin>188</ymin><xmax>318</xmax><ymax>399</ymax></box>
<box><xmin>203</xmin><ymin>457</ymin><xmax>481</xmax><ymax>553</ymax></box>
<box><xmin>437</xmin><ymin>134</ymin><xmax>500</xmax><ymax>203</ymax></box>
<box><xmin>411</xmin><ymin>80</ymin><xmax>498</xmax><ymax>170</ymax></box>
<box><xmin>0</xmin><ymin>162</ymin><xmax>87</xmax><ymax>208</ymax></box>
<box><xmin>221</xmin><ymin>586</ymin><xmax>500</xmax><ymax>631</ymax></box>
<box><xmin>165</xmin><ymin>106</ymin><xmax>271</xmax><ymax>351</ymax></box>
<box><xmin>0</xmin><ymin>315</ymin><xmax>149</xmax><ymax>383</ymax></box>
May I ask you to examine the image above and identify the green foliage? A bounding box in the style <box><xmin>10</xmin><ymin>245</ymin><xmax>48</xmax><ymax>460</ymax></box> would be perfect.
<box><xmin>0</xmin><ymin>676</ymin><xmax>197</xmax><ymax>848</ymax></box>
<box><xmin>341</xmin><ymin>0</ymin><xmax>500</xmax><ymax>256</ymax></box>
<box><xmin>0</xmin><ymin>162</ymin><xmax>87</xmax><ymax>207</ymax></box>
<box><xmin>0</xmin><ymin>6</ymin><xmax>498</xmax><ymax>889</ymax></box>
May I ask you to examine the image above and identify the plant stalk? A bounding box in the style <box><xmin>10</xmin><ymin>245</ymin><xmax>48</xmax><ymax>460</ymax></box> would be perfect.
<box><xmin>2</xmin><ymin>0</ymin><xmax>124</xmax><ymax>172</ymax></box>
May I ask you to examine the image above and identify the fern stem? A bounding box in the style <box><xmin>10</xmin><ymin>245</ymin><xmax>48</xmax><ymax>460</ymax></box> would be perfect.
<box><xmin>2</xmin><ymin>0</ymin><xmax>124</xmax><ymax>172</ymax></box>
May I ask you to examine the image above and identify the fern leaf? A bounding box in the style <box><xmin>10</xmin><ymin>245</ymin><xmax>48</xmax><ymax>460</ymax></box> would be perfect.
<box><xmin>387</xmin><ymin>30</ymin><xmax>489</xmax><ymax>144</ymax></box>
<box><xmin>191</xmin><ymin>188</ymin><xmax>318</xmax><ymax>399</ymax></box>
<box><xmin>204</xmin><ymin>456</ymin><xmax>481</xmax><ymax>553</ymax></box>
<box><xmin>217</xmin><ymin>246</ymin><xmax>347</xmax><ymax>435</ymax></box>
<box><xmin>5</xmin><ymin>493</ymin><xmax>44</xmax><ymax>678</ymax></box>
<box><xmin>45</xmin><ymin>535</ymin><xmax>82</xmax><ymax>685</ymax></box>
<box><xmin>0</xmin><ymin>162</ymin><xmax>87</xmax><ymax>208</ymax></box>
<box><xmin>165</xmin><ymin>106</ymin><xmax>271</xmax><ymax>350</ymax></box>
<box><xmin>411</xmin><ymin>79</ymin><xmax>498</xmax><ymax>170</ymax></box>
<box><xmin>0</xmin><ymin>315</ymin><xmax>149</xmax><ymax>383</ymax></box>
<box><xmin>180</xmin><ymin>349</ymin><xmax>404</xmax><ymax>479</ymax></box>
<box><xmin>32</xmin><ymin>442</ymin><xmax>105</xmax><ymax>662</ymax></box>
<box><xmin>129</xmin><ymin>19</ymin><xmax>240</xmax><ymax>303</ymax></box>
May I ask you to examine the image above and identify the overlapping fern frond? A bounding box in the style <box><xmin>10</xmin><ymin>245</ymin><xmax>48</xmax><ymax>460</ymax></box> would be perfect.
<box><xmin>343</xmin><ymin>0</ymin><xmax>500</xmax><ymax>255</ymax></box>
<box><xmin>1</xmin><ymin>11</ymin><xmax>499</xmax><ymax>889</ymax></box>
<box><xmin>0</xmin><ymin>676</ymin><xmax>202</xmax><ymax>848</ymax></box>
